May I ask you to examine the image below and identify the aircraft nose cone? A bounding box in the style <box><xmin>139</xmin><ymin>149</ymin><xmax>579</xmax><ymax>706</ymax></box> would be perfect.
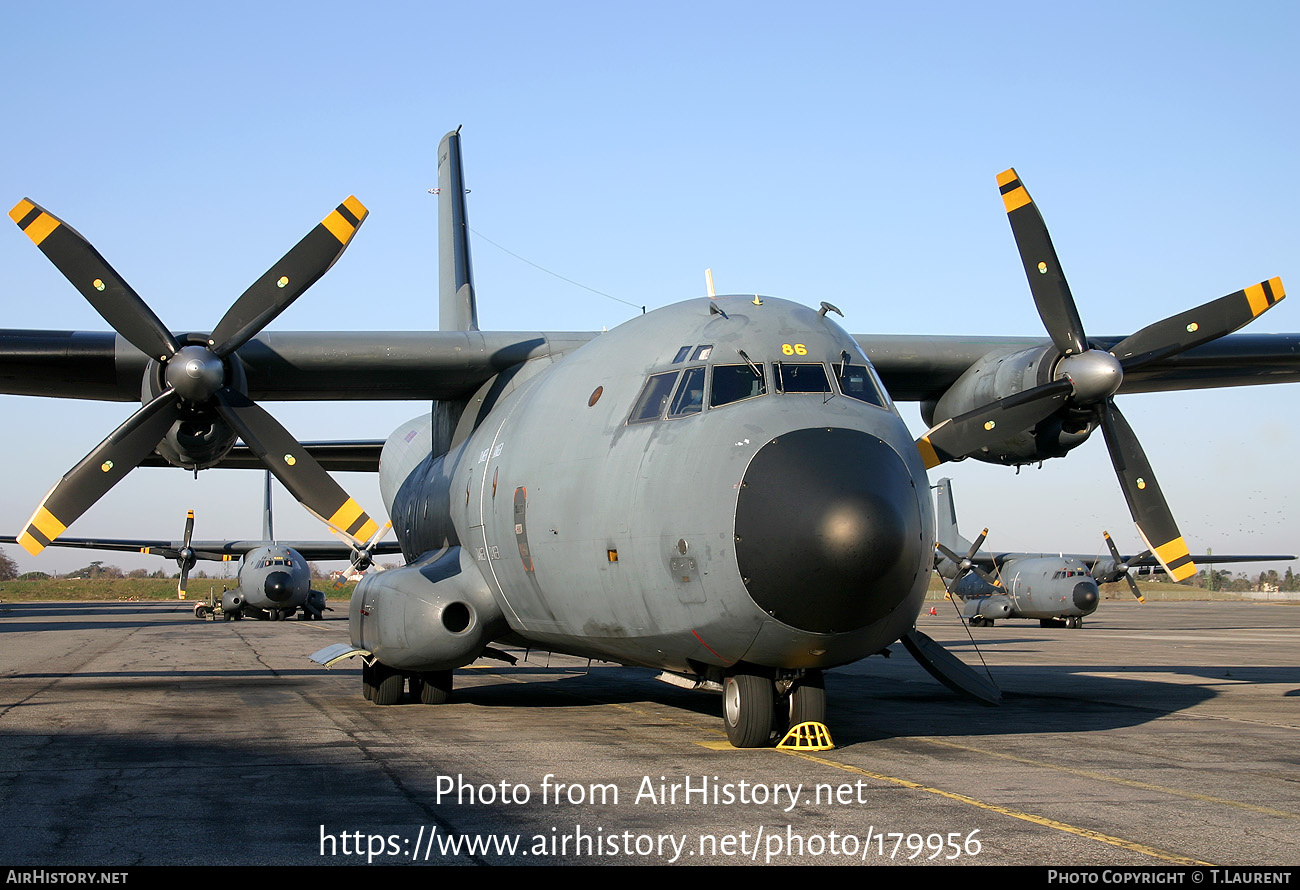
<box><xmin>264</xmin><ymin>570</ymin><xmax>294</xmax><ymax>602</ymax></box>
<box><xmin>734</xmin><ymin>428</ymin><xmax>925</xmax><ymax>633</ymax></box>
<box><xmin>1073</xmin><ymin>580</ymin><xmax>1099</xmax><ymax>613</ymax></box>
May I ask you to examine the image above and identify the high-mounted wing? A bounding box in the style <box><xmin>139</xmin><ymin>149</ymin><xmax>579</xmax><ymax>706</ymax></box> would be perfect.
<box><xmin>5</xmin><ymin>329</ymin><xmax>1300</xmax><ymax>406</ymax></box>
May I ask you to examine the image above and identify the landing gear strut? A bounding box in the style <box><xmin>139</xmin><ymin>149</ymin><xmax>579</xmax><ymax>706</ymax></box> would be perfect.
<box><xmin>784</xmin><ymin>669</ymin><xmax>826</xmax><ymax>728</ymax></box>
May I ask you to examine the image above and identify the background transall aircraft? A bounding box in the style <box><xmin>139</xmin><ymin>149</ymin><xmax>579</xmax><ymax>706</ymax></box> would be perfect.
<box><xmin>3</xmin><ymin>130</ymin><xmax>1297</xmax><ymax>746</ymax></box>
<box><xmin>933</xmin><ymin>477</ymin><xmax>1295</xmax><ymax>628</ymax></box>
<box><xmin>2</xmin><ymin>474</ymin><xmax>398</xmax><ymax>621</ymax></box>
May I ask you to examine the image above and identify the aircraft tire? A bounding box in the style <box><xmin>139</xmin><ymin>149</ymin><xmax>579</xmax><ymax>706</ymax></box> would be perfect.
<box><xmin>362</xmin><ymin>662</ymin><xmax>375</xmax><ymax>701</ymax></box>
<box><xmin>723</xmin><ymin>671</ymin><xmax>774</xmax><ymax>748</ymax></box>
<box><xmin>1066</xmin><ymin>617</ymin><xmax>1081</xmax><ymax>629</ymax></box>
<box><xmin>786</xmin><ymin>669</ymin><xmax>826</xmax><ymax>727</ymax></box>
<box><xmin>372</xmin><ymin>663</ymin><xmax>404</xmax><ymax>706</ymax></box>
<box><xmin>418</xmin><ymin>670</ymin><xmax>453</xmax><ymax>705</ymax></box>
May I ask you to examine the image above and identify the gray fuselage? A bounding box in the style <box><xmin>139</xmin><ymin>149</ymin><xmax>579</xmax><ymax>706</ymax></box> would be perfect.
<box><xmin>954</xmin><ymin>556</ymin><xmax>1100</xmax><ymax>621</ymax></box>
<box><xmin>365</xmin><ymin>296</ymin><xmax>936</xmax><ymax>677</ymax></box>
<box><xmin>227</xmin><ymin>544</ymin><xmax>313</xmax><ymax>614</ymax></box>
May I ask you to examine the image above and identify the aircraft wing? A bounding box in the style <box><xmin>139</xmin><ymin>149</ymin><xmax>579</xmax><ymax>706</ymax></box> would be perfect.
<box><xmin>0</xmin><ymin>330</ymin><xmax>595</xmax><ymax>402</ymax></box>
<box><xmin>1113</xmin><ymin>553</ymin><xmax>1296</xmax><ymax>570</ymax></box>
<box><xmin>4</xmin><ymin>329</ymin><xmax>1300</xmax><ymax>404</ymax></box>
<box><xmin>0</xmin><ymin>535</ymin><xmax>403</xmax><ymax>562</ymax></box>
<box><xmin>965</xmin><ymin>550</ymin><xmax>1295</xmax><ymax>574</ymax></box>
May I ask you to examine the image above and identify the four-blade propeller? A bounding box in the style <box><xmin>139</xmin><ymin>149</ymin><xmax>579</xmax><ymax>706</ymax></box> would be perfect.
<box><xmin>11</xmin><ymin>197</ymin><xmax>380</xmax><ymax>555</ymax></box>
<box><xmin>935</xmin><ymin>528</ymin><xmax>999</xmax><ymax>594</ymax></box>
<box><xmin>333</xmin><ymin>520</ymin><xmax>395</xmax><ymax>589</ymax></box>
<box><xmin>919</xmin><ymin>169</ymin><xmax>1286</xmax><ymax>581</ymax></box>
<box><xmin>1094</xmin><ymin>531</ymin><xmax>1147</xmax><ymax>603</ymax></box>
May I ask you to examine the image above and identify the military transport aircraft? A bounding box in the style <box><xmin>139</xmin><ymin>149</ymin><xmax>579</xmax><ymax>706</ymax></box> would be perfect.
<box><xmin>3</xmin><ymin>128</ymin><xmax>1298</xmax><ymax>746</ymax></box>
<box><xmin>932</xmin><ymin>478</ymin><xmax>1294</xmax><ymax>628</ymax></box>
<box><xmin>1</xmin><ymin>473</ymin><xmax>399</xmax><ymax>620</ymax></box>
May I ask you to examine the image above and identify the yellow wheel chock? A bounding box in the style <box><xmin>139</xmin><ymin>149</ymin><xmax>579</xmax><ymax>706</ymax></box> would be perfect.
<box><xmin>777</xmin><ymin>721</ymin><xmax>834</xmax><ymax>750</ymax></box>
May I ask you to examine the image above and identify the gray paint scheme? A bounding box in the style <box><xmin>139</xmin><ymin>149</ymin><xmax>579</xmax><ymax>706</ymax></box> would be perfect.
<box><xmin>933</xmin><ymin>477</ymin><xmax>1294</xmax><ymax>627</ymax></box>
<box><xmin>2</xmin><ymin>475</ymin><xmax>400</xmax><ymax>620</ymax></box>
<box><xmin>4</xmin><ymin>128</ymin><xmax>1297</xmax><ymax>743</ymax></box>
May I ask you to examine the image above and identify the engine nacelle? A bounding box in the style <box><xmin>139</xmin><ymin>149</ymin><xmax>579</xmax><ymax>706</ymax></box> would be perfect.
<box><xmin>922</xmin><ymin>345</ymin><xmax>1094</xmax><ymax>465</ymax></box>
<box><xmin>350</xmin><ymin>546</ymin><xmax>506</xmax><ymax>671</ymax></box>
<box><xmin>140</xmin><ymin>334</ymin><xmax>246</xmax><ymax>470</ymax></box>
<box><xmin>960</xmin><ymin>594</ymin><xmax>1013</xmax><ymax>621</ymax></box>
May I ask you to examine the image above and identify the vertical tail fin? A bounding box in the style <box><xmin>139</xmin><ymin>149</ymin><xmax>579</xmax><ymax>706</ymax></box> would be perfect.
<box><xmin>438</xmin><ymin>126</ymin><xmax>478</xmax><ymax>332</ymax></box>
<box><xmin>933</xmin><ymin>477</ymin><xmax>974</xmax><ymax>555</ymax></box>
<box><xmin>262</xmin><ymin>471</ymin><xmax>275</xmax><ymax>544</ymax></box>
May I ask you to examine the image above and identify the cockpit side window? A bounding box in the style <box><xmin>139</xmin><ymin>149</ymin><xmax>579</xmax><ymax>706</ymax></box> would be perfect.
<box><xmin>667</xmin><ymin>366</ymin><xmax>705</xmax><ymax>418</ymax></box>
<box><xmin>711</xmin><ymin>364</ymin><xmax>767</xmax><ymax>407</ymax></box>
<box><xmin>776</xmin><ymin>362</ymin><xmax>831</xmax><ymax>394</ymax></box>
<box><xmin>628</xmin><ymin>371</ymin><xmax>680</xmax><ymax>424</ymax></box>
<box><xmin>837</xmin><ymin>364</ymin><xmax>887</xmax><ymax>407</ymax></box>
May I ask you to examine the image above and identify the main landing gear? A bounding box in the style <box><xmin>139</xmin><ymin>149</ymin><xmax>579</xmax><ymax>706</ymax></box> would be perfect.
<box><xmin>362</xmin><ymin>662</ymin><xmax>454</xmax><ymax>706</ymax></box>
<box><xmin>722</xmin><ymin>668</ymin><xmax>826</xmax><ymax>748</ymax></box>
<box><xmin>1040</xmin><ymin>617</ymin><xmax>1083</xmax><ymax>629</ymax></box>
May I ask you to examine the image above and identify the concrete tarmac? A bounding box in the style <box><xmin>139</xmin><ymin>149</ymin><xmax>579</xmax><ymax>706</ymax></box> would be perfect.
<box><xmin>0</xmin><ymin>598</ymin><xmax>1296</xmax><ymax>865</ymax></box>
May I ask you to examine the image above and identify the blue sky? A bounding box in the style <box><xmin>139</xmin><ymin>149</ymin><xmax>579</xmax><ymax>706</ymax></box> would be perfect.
<box><xmin>2</xmin><ymin>1</ymin><xmax>1298</xmax><ymax>575</ymax></box>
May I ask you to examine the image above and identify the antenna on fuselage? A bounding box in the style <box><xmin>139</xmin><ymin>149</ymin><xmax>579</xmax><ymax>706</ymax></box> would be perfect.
<box><xmin>705</xmin><ymin>268</ymin><xmax>716</xmax><ymax>298</ymax></box>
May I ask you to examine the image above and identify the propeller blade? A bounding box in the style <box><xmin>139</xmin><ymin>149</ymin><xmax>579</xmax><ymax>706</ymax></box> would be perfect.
<box><xmin>916</xmin><ymin>378</ymin><xmax>1072</xmax><ymax>468</ymax></box>
<box><xmin>10</xmin><ymin>199</ymin><xmax>180</xmax><ymax>362</ymax></box>
<box><xmin>1110</xmin><ymin>278</ymin><xmax>1286</xmax><ymax>370</ymax></box>
<box><xmin>1097</xmin><ymin>400</ymin><xmax>1196</xmax><ymax>582</ymax></box>
<box><xmin>177</xmin><ymin>509</ymin><xmax>196</xmax><ymax>595</ymax></box>
<box><xmin>209</xmin><ymin>197</ymin><xmax>369</xmax><ymax>357</ymax></box>
<box><xmin>16</xmin><ymin>390</ymin><xmax>179</xmax><ymax>555</ymax></box>
<box><xmin>1122</xmin><ymin>571</ymin><xmax>1144</xmax><ymax>602</ymax></box>
<box><xmin>935</xmin><ymin>542</ymin><xmax>965</xmax><ymax>567</ymax></box>
<box><xmin>212</xmin><ymin>389</ymin><xmax>379</xmax><ymax>547</ymax></box>
<box><xmin>997</xmin><ymin>169</ymin><xmax>1089</xmax><ymax>357</ymax></box>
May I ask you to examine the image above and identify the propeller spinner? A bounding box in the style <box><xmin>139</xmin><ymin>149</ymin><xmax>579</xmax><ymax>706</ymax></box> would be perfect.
<box><xmin>11</xmin><ymin>197</ymin><xmax>380</xmax><ymax>555</ymax></box>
